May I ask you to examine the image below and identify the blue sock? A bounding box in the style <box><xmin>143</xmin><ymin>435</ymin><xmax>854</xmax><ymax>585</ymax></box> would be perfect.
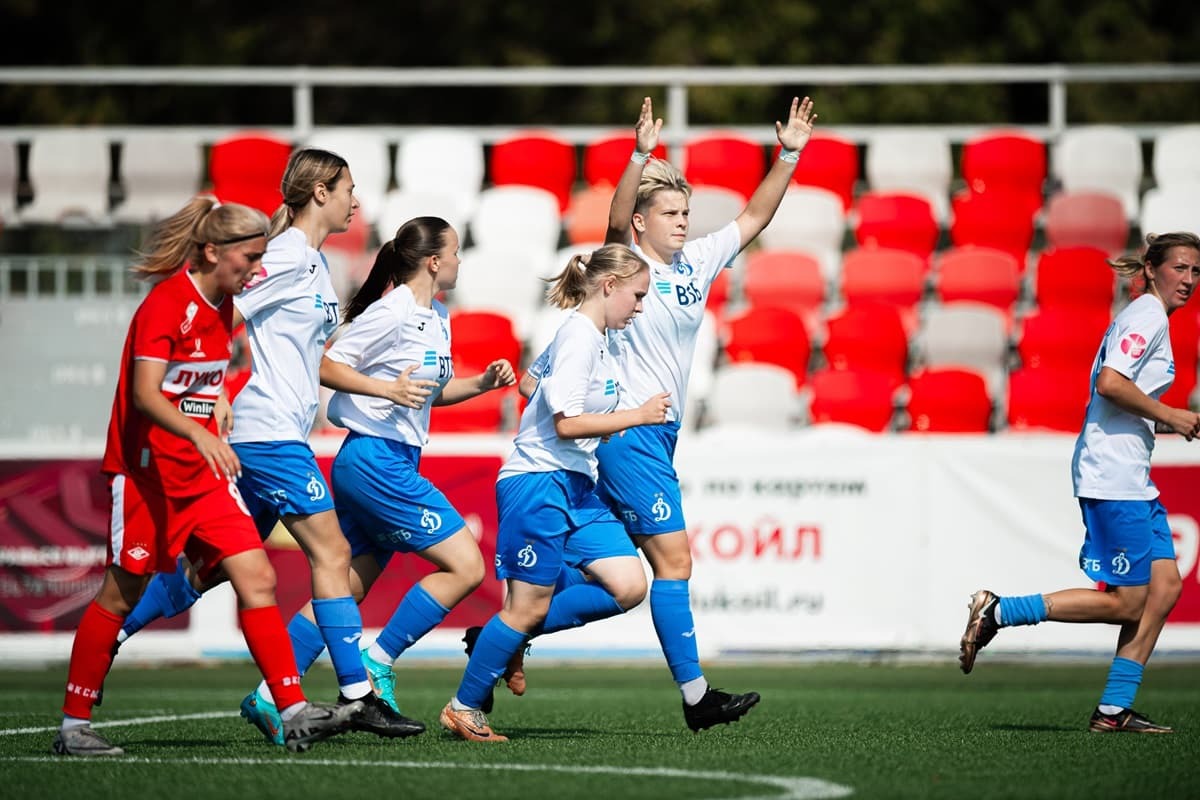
<box><xmin>650</xmin><ymin>579</ymin><xmax>703</xmax><ymax>683</ymax></box>
<box><xmin>287</xmin><ymin>613</ymin><xmax>328</xmax><ymax>675</ymax></box>
<box><xmin>1099</xmin><ymin>656</ymin><xmax>1144</xmax><ymax>710</ymax></box>
<box><xmin>537</xmin><ymin>582</ymin><xmax>624</xmax><ymax>635</ymax></box>
<box><xmin>997</xmin><ymin>593</ymin><xmax>1048</xmax><ymax>627</ymax></box>
<box><xmin>121</xmin><ymin>559</ymin><xmax>202</xmax><ymax>638</ymax></box>
<box><xmin>375</xmin><ymin>584</ymin><xmax>451</xmax><ymax>660</ymax></box>
<box><xmin>455</xmin><ymin>616</ymin><xmax>528</xmax><ymax>709</ymax></box>
<box><xmin>312</xmin><ymin>596</ymin><xmax>369</xmax><ymax>690</ymax></box>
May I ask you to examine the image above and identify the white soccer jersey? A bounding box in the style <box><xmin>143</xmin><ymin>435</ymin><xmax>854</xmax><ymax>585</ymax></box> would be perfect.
<box><xmin>230</xmin><ymin>227</ymin><xmax>340</xmax><ymax>444</ymax></box>
<box><xmin>500</xmin><ymin>312</ymin><xmax>623</xmax><ymax>482</ymax></box>
<box><xmin>1072</xmin><ymin>293</ymin><xmax>1175</xmax><ymax>500</ymax></box>
<box><xmin>614</xmin><ymin>221</ymin><xmax>741</xmax><ymax>424</ymax></box>
<box><xmin>324</xmin><ymin>285</ymin><xmax>453</xmax><ymax>447</ymax></box>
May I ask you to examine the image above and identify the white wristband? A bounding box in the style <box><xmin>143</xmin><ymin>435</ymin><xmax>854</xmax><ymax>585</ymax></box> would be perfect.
<box><xmin>779</xmin><ymin>148</ymin><xmax>800</xmax><ymax>164</ymax></box>
<box><xmin>631</xmin><ymin>151</ymin><xmax>651</xmax><ymax>165</ymax></box>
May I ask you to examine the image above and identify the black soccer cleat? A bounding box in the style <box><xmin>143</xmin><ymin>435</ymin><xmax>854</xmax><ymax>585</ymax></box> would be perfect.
<box><xmin>339</xmin><ymin>691</ymin><xmax>426</xmax><ymax>739</ymax></box>
<box><xmin>1089</xmin><ymin>707</ymin><xmax>1173</xmax><ymax>734</ymax></box>
<box><xmin>959</xmin><ymin>589</ymin><xmax>999</xmax><ymax>675</ymax></box>
<box><xmin>683</xmin><ymin>687</ymin><xmax>761</xmax><ymax>732</ymax></box>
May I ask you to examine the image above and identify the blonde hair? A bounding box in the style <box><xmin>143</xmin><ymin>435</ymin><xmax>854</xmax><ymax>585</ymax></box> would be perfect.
<box><xmin>546</xmin><ymin>243</ymin><xmax>649</xmax><ymax>309</ymax></box>
<box><xmin>268</xmin><ymin>148</ymin><xmax>350</xmax><ymax>239</ymax></box>
<box><xmin>132</xmin><ymin>196</ymin><xmax>268</xmax><ymax>277</ymax></box>
<box><xmin>1110</xmin><ymin>231</ymin><xmax>1200</xmax><ymax>278</ymax></box>
<box><xmin>634</xmin><ymin>158</ymin><xmax>692</xmax><ymax>216</ymax></box>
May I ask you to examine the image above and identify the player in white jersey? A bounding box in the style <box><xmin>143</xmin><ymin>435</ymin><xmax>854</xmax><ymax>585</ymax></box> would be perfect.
<box><xmin>589</xmin><ymin>95</ymin><xmax>817</xmax><ymax>732</ymax></box>
<box><xmin>271</xmin><ymin>216</ymin><xmax>515</xmax><ymax>720</ymax></box>
<box><xmin>440</xmin><ymin>244</ymin><xmax>671</xmax><ymax>742</ymax></box>
<box><xmin>961</xmin><ymin>232</ymin><xmax>1200</xmax><ymax>734</ymax></box>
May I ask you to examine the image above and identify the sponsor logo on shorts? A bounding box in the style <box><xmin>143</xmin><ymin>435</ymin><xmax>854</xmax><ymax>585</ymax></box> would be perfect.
<box><xmin>126</xmin><ymin>546</ymin><xmax>150</xmax><ymax>561</ymax></box>
<box><xmin>179</xmin><ymin>398</ymin><xmax>216</xmax><ymax>418</ymax></box>
<box><xmin>517</xmin><ymin>544</ymin><xmax>538</xmax><ymax>568</ymax></box>
<box><xmin>1111</xmin><ymin>550</ymin><xmax>1131</xmax><ymax>576</ymax></box>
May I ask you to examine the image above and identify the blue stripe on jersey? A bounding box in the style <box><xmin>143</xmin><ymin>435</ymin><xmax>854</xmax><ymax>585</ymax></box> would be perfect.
<box><xmin>422</xmin><ymin>349</ymin><xmax>438</xmax><ymax>366</ymax></box>
<box><xmin>654</xmin><ymin>280</ymin><xmax>672</xmax><ymax>295</ymax></box>
<box><xmin>604</xmin><ymin>379</ymin><xmax>616</xmax><ymax>396</ymax></box>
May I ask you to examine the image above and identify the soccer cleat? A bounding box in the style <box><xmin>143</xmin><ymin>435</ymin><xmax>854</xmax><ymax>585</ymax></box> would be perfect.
<box><xmin>240</xmin><ymin>689</ymin><xmax>284</xmax><ymax>746</ymax></box>
<box><xmin>439</xmin><ymin>702</ymin><xmax>508</xmax><ymax>742</ymax></box>
<box><xmin>683</xmin><ymin>687</ymin><xmax>761</xmax><ymax>732</ymax></box>
<box><xmin>959</xmin><ymin>589</ymin><xmax>999</xmax><ymax>675</ymax></box>
<box><xmin>51</xmin><ymin>725</ymin><xmax>125</xmax><ymax>757</ymax></box>
<box><xmin>462</xmin><ymin>625</ymin><xmax>529</xmax><ymax>714</ymax></box>
<box><xmin>361</xmin><ymin>648</ymin><xmax>399</xmax><ymax>713</ymax></box>
<box><xmin>283</xmin><ymin>699</ymin><xmax>361</xmax><ymax>753</ymax></box>
<box><xmin>1089</xmin><ymin>707</ymin><xmax>1173</xmax><ymax>734</ymax></box>
<box><xmin>340</xmin><ymin>691</ymin><xmax>426</xmax><ymax>738</ymax></box>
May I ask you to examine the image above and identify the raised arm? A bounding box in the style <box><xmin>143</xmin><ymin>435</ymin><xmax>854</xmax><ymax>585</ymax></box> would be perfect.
<box><xmin>734</xmin><ymin>96</ymin><xmax>817</xmax><ymax>250</ymax></box>
<box><xmin>605</xmin><ymin>97</ymin><xmax>663</xmax><ymax>245</ymax></box>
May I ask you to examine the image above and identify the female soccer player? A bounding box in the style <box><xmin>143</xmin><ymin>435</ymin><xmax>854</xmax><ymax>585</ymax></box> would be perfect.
<box><xmin>53</xmin><ymin>197</ymin><xmax>359</xmax><ymax>757</ymax></box>
<box><xmin>960</xmin><ymin>232</ymin><xmax>1200</xmax><ymax>734</ymax></box>
<box><xmin>596</xmin><ymin>95</ymin><xmax>817</xmax><ymax>731</ymax></box>
<box><xmin>440</xmin><ymin>244</ymin><xmax>670</xmax><ymax>742</ymax></box>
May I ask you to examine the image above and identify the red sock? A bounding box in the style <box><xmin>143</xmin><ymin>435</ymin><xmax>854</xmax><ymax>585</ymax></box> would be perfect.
<box><xmin>62</xmin><ymin>602</ymin><xmax>125</xmax><ymax>719</ymax></box>
<box><xmin>239</xmin><ymin>605</ymin><xmax>306</xmax><ymax>709</ymax></box>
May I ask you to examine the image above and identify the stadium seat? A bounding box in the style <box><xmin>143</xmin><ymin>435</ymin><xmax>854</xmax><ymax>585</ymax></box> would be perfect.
<box><xmin>853</xmin><ymin>192</ymin><xmax>939</xmax><ymax>260</ymax></box>
<box><xmin>304</xmin><ymin>129</ymin><xmax>391</xmax><ymax>224</ymax></box>
<box><xmin>960</xmin><ymin>130</ymin><xmax>1046</xmax><ymax>220</ymax></box>
<box><xmin>376</xmin><ymin>190</ymin><xmax>467</xmax><ymax>243</ymax></box>
<box><xmin>705</xmin><ymin>363</ymin><xmax>799</xmax><ymax>430</ymax></box>
<box><xmin>840</xmin><ymin>247</ymin><xmax>926</xmax><ymax>334</ymax></box>
<box><xmin>1034</xmin><ymin>246</ymin><xmax>1115</xmax><ymax>313</ymax></box>
<box><xmin>1161</xmin><ymin>307</ymin><xmax>1200</xmax><ymax>410</ymax></box>
<box><xmin>865</xmin><ymin>130</ymin><xmax>952</xmax><ymax>222</ymax></box>
<box><xmin>1016</xmin><ymin>307</ymin><xmax>1110</xmax><ymax>371</ymax></box>
<box><xmin>1043</xmin><ymin>191</ymin><xmax>1129</xmax><ymax>253</ymax></box>
<box><xmin>905</xmin><ymin>368</ymin><xmax>992</xmax><ymax>433</ymax></box>
<box><xmin>683</xmin><ymin>132</ymin><xmax>764</xmax><ymax>202</ymax></box>
<box><xmin>1151</xmin><ymin>124</ymin><xmax>1200</xmax><ymax>190</ymax></box>
<box><xmin>822</xmin><ymin>302</ymin><xmax>909</xmax><ymax>385</ymax></box>
<box><xmin>1006</xmin><ymin>366</ymin><xmax>1089</xmax><ymax>432</ymax></box>
<box><xmin>687</xmin><ymin>310</ymin><xmax>721</xmax><ymax>418</ymax></box>
<box><xmin>1054</xmin><ymin>126</ymin><xmax>1143</xmax><ymax>220</ymax></box>
<box><xmin>583</xmin><ymin>133</ymin><xmax>667</xmax><ymax>187</ymax></box>
<box><xmin>789</xmin><ymin>133</ymin><xmax>859</xmax><ymax>210</ymax></box>
<box><xmin>742</xmin><ymin>250</ymin><xmax>826</xmax><ymax>337</ymax></box>
<box><xmin>0</xmin><ymin>140</ymin><xmax>15</xmax><ymax>224</ymax></box>
<box><xmin>935</xmin><ymin>246</ymin><xmax>1021</xmax><ymax>311</ymax></box>
<box><xmin>949</xmin><ymin>188</ymin><xmax>1037</xmax><ymax>268</ymax></box>
<box><xmin>450</xmin><ymin>309</ymin><xmax>523</xmax><ymax>373</ymax></box>
<box><xmin>428</xmin><ymin>385</ymin><xmax>510</xmax><ymax>433</ymax></box>
<box><xmin>114</xmin><ymin>133</ymin><xmax>203</xmax><ymax>224</ymax></box>
<box><xmin>758</xmin><ymin>187</ymin><xmax>845</xmax><ymax>282</ymax></box>
<box><xmin>1140</xmin><ymin>186</ymin><xmax>1200</xmax><ymax>240</ymax></box>
<box><xmin>687</xmin><ymin>186</ymin><xmax>744</xmax><ymax>240</ymax></box>
<box><xmin>706</xmin><ymin>269</ymin><xmax>734</xmax><ymax>319</ymax></box>
<box><xmin>395</xmin><ymin>129</ymin><xmax>485</xmax><ymax>224</ymax></box>
<box><xmin>470</xmin><ymin>186</ymin><xmax>561</xmax><ymax>251</ymax></box>
<box><xmin>489</xmin><ymin>132</ymin><xmax>577</xmax><ymax>213</ymax></box>
<box><xmin>807</xmin><ymin>367</ymin><xmax>900</xmax><ymax>432</ymax></box>
<box><xmin>21</xmin><ymin>129</ymin><xmax>113</xmax><ymax>225</ymax></box>
<box><xmin>323</xmin><ymin>212</ymin><xmax>374</xmax><ymax>295</ymax></box>
<box><xmin>723</xmin><ymin>305</ymin><xmax>812</xmax><ymax>388</ymax></box>
<box><xmin>449</xmin><ymin>245</ymin><xmax>557</xmax><ymax>334</ymax></box>
<box><xmin>913</xmin><ymin>302</ymin><xmax>1010</xmax><ymax>398</ymax></box>
<box><xmin>565</xmin><ymin>185</ymin><xmax>613</xmax><ymax>244</ymax></box>
<box><xmin>209</xmin><ymin>133</ymin><xmax>292</xmax><ymax>215</ymax></box>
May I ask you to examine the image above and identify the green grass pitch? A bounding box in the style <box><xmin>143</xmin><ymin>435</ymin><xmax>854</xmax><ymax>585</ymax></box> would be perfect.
<box><xmin>1</xmin><ymin>661</ymin><xmax>1197</xmax><ymax>799</ymax></box>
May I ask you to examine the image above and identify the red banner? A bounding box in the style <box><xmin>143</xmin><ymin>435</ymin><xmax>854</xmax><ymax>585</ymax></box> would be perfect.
<box><xmin>1149</xmin><ymin>464</ymin><xmax>1200</xmax><ymax>623</ymax></box>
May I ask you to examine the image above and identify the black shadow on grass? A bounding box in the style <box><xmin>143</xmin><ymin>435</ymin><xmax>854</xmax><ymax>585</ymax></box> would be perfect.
<box><xmin>990</xmin><ymin>723</ymin><xmax>1077</xmax><ymax>732</ymax></box>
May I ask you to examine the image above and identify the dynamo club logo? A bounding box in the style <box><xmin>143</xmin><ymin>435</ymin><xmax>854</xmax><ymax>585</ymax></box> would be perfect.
<box><xmin>1120</xmin><ymin>333</ymin><xmax>1147</xmax><ymax>359</ymax></box>
<box><xmin>1110</xmin><ymin>550</ymin><xmax>1131</xmax><ymax>577</ymax></box>
<box><xmin>306</xmin><ymin>473</ymin><xmax>327</xmax><ymax>502</ymax></box>
<box><xmin>517</xmin><ymin>544</ymin><xmax>538</xmax><ymax>568</ymax></box>
<box><xmin>650</xmin><ymin>493</ymin><xmax>672</xmax><ymax>523</ymax></box>
<box><xmin>420</xmin><ymin>508</ymin><xmax>443</xmax><ymax>532</ymax></box>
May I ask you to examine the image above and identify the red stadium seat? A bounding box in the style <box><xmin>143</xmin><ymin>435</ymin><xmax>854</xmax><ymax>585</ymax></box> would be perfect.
<box><xmin>724</xmin><ymin>305</ymin><xmax>812</xmax><ymax>387</ymax></box>
<box><xmin>950</xmin><ymin>189</ymin><xmax>1037</xmax><ymax>268</ymax></box>
<box><xmin>808</xmin><ymin>367</ymin><xmax>900</xmax><ymax>432</ymax></box>
<box><xmin>1043</xmin><ymin>191</ymin><xmax>1130</xmax><ymax>253</ymax></box>
<box><xmin>853</xmin><ymin>192</ymin><xmax>939</xmax><ymax>260</ymax></box>
<box><xmin>1017</xmin><ymin>308</ymin><xmax>1111</xmax><ymax>371</ymax></box>
<box><xmin>906</xmin><ymin>368</ymin><xmax>992</xmax><ymax>433</ymax></box>
<box><xmin>583</xmin><ymin>133</ymin><xmax>667</xmax><ymax>187</ymax></box>
<box><xmin>1161</xmin><ymin>308</ymin><xmax>1200</xmax><ymax>409</ymax></box>
<box><xmin>823</xmin><ymin>302</ymin><xmax>909</xmax><ymax>385</ymax></box>
<box><xmin>789</xmin><ymin>133</ymin><xmax>859</xmax><ymax>210</ymax></box>
<box><xmin>683</xmin><ymin>132</ymin><xmax>765</xmax><ymax>202</ymax></box>
<box><xmin>708</xmin><ymin>268</ymin><xmax>733</xmax><ymax>318</ymax></box>
<box><xmin>961</xmin><ymin>130</ymin><xmax>1046</xmax><ymax>220</ymax></box>
<box><xmin>209</xmin><ymin>133</ymin><xmax>292</xmax><ymax>215</ymax></box>
<box><xmin>1007</xmin><ymin>366</ymin><xmax>1089</xmax><ymax>432</ymax></box>
<box><xmin>565</xmin><ymin>185</ymin><xmax>613</xmax><ymax>245</ymax></box>
<box><xmin>1034</xmin><ymin>247</ymin><xmax>1115</xmax><ymax>313</ymax></box>
<box><xmin>840</xmin><ymin>247</ymin><xmax>926</xmax><ymax>334</ymax></box>
<box><xmin>742</xmin><ymin>250</ymin><xmax>826</xmax><ymax>336</ymax></box>
<box><xmin>489</xmin><ymin>132</ymin><xmax>577</xmax><ymax>213</ymax></box>
<box><xmin>936</xmin><ymin>247</ymin><xmax>1021</xmax><ymax>311</ymax></box>
<box><xmin>428</xmin><ymin>386</ymin><xmax>510</xmax><ymax>433</ymax></box>
<box><xmin>450</xmin><ymin>309</ymin><xmax>523</xmax><ymax>373</ymax></box>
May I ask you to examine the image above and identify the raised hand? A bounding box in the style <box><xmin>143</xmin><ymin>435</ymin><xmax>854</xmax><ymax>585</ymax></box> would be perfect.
<box><xmin>776</xmin><ymin>96</ymin><xmax>817</xmax><ymax>153</ymax></box>
<box><xmin>635</xmin><ymin>96</ymin><xmax>663</xmax><ymax>156</ymax></box>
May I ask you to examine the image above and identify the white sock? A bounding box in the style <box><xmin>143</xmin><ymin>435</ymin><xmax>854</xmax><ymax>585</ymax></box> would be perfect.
<box><xmin>1098</xmin><ymin>704</ymin><xmax>1123</xmax><ymax>715</ymax></box>
<box><xmin>256</xmin><ymin>680</ymin><xmax>273</xmax><ymax>704</ymax></box>
<box><xmin>61</xmin><ymin>716</ymin><xmax>89</xmax><ymax>732</ymax></box>
<box><xmin>115</xmin><ymin>630</ymin><xmax>128</xmax><ymax>645</ymax></box>
<box><xmin>340</xmin><ymin>682</ymin><xmax>372</xmax><ymax>701</ymax></box>
<box><xmin>993</xmin><ymin>604</ymin><xmax>1003</xmax><ymax>625</ymax></box>
<box><xmin>450</xmin><ymin>696</ymin><xmax>472</xmax><ymax>712</ymax></box>
<box><xmin>680</xmin><ymin>677</ymin><xmax>708</xmax><ymax>706</ymax></box>
<box><xmin>367</xmin><ymin>642</ymin><xmax>393</xmax><ymax>666</ymax></box>
<box><xmin>279</xmin><ymin>702</ymin><xmax>307</xmax><ymax>721</ymax></box>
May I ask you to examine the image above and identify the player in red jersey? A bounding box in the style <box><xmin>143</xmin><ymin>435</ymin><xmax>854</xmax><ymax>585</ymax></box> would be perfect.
<box><xmin>53</xmin><ymin>196</ymin><xmax>360</xmax><ymax>757</ymax></box>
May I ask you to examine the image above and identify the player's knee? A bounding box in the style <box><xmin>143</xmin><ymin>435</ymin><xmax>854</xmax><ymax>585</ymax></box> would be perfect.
<box><xmin>611</xmin><ymin>570</ymin><xmax>648</xmax><ymax>610</ymax></box>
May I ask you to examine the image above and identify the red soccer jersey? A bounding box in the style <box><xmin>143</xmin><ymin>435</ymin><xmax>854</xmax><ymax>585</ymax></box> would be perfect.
<box><xmin>102</xmin><ymin>269</ymin><xmax>233</xmax><ymax>496</ymax></box>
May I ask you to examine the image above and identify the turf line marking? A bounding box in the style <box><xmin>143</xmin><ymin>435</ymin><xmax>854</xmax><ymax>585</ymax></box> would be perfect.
<box><xmin>0</xmin><ymin>756</ymin><xmax>854</xmax><ymax>799</ymax></box>
<box><xmin>0</xmin><ymin>711</ymin><xmax>239</xmax><ymax>736</ymax></box>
